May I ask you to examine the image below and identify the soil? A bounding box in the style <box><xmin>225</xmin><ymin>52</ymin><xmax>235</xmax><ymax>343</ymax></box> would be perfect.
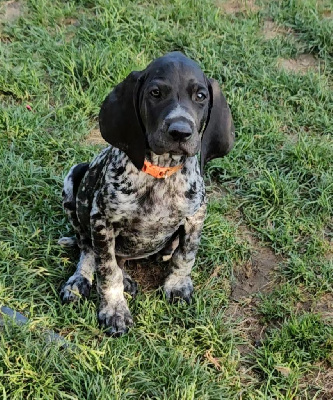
<box><xmin>62</xmin><ymin>18</ymin><xmax>80</xmax><ymax>27</ymax></box>
<box><xmin>125</xmin><ymin>258</ymin><xmax>169</xmax><ymax>292</ymax></box>
<box><xmin>299</xmin><ymin>361</ymin><xmax>333</xmax><ymax>400</ymax></box>
<box><xmin>262</xmin><ymin>19</ymin><xmax>293</xmax><ymax>40</ymax></box>
<box><xmin>232</xmin><ymin>218</ymin><xmax>282</xmax><ymax>300</ymax></box>
<box><xmin>226</xmin><ymin>221</ymin><xmax>281</xmax><ymax>349</ymax></box>
<box><xmin>216</xmin><ymin>0</ymin><xmax>260</xmax><ymax>15</ymax></box>
<box><xmin>0</xmin><ymin>1</ymin><xmax>23</xmax><ymax>23</ymax></box>
<box><xmin>278</xmin><ymin>54</ymin><xmax>319</xmax><ymax>75</ymax></box>
<box><xmin>312</xmin><ymin>293</ymin><xmax>333</xmax><ymax>323</ymax></box>
<box><xmin>322</xmin><ymin>9</ymin><xmax>333</xmax><ymax>19</ymax></box>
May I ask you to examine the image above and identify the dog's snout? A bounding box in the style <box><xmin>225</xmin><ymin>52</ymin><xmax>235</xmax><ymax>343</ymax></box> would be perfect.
<box><xmin>168</xmin><ymin>121</ymin><xmax>192</xmax><ymax>142</ymax></box>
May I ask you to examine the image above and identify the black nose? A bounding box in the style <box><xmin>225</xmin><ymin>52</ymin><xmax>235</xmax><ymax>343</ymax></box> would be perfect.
<box><xmin>168</xmin><ymin>121</ymin><xmax>192</xmax><ymax>142</ymax></box>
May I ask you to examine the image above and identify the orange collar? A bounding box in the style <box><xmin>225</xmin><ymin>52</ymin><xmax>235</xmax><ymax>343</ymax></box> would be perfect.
<box><xmin>141</xmin><ymin>159</ymin><xmax>183</xmax><ymax>179</ymax></box>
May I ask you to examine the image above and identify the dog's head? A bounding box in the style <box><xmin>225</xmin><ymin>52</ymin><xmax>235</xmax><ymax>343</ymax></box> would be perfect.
<box><xmin>99</xmin><ymin>52</ymin><xmax>235</xmax><ymax>173</ymax></box>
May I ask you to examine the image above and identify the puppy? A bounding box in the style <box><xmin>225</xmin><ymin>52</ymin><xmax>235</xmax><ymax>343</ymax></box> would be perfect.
<box><xmin>60</xmin><ymin>52</ymin><xmax>235</xmax><ymax>336</ymax></box>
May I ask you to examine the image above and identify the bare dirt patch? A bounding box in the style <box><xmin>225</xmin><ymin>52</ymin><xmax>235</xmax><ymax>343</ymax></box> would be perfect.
<box><xmin>322</xmin><ymin>9</ymin><xmax>333</xmax><ymax>19</ymax></box>
<box><xmin>226</xmin><ymin>298</ymin><xmax>267</xmax><ymax>348</ymax></box>
<box><xmin>262</xmin><ymin>19</ymin><xmax>293</xmax><ymax>40</ymax></box>
<box><xmin>85</xmin><ymin>128</ymin><xmax>108</xmax><ymax>146</ymax></box>
<box><xmin>278</xmin><ymin>54</ymin><xmax>319</xmax><ymax>75</ymax></box>
<box><xmin>205</xmin><ymin>183</ymin><xmax>230</xmax><ymax>202</ymax></box>
<box><xmin>324</xmin><ymin>228</ymin><xmax>333</xmax><ymax>261</ymax></box>
<box><xmin>0</xmin><ymin>1</ymin><xmax>23</xmax><ymax>23</ymax></box>
<box><xmin>223</xmin><ymin>215</ymin><xmax>282</xmax><ymax>367</ymax></box>
<box><xmin>216</xmin><ymin>0</ymin><xmax>260</xmax><ymax>15</ymax></box>
<box><xmin>206</xmin><ymin>186</ymin><xmax>281</xmax><ymax>301</ymax></box>
<box><xmin>225</xmin><ymin>297</ymin><xmax>264</xmax><ymax>388</ymax></box>
<box><xmin>280</xmin><ymin>126</ymin><xmax>300</xmax><ymax>144</ymax></box>
<box><xmin>231</xmin><ymin>223</ymin><xmax>281</xmax><ymax>300</ymax></box>
<box><xmin>125</xmin><ymin>259</ymin><xmax>169</xmax><ymax>292</ymax></box>
<box><xmin>299</xmin><ymin>362</ymin><xmax>333</xmax><ymax>400</ymax></box>
<box><xmin>312</xmin><ymin>293</ymin><xmax>333</xmax><ymax>324</ymax></box>
<box><xmin>57</xmin><ymin>16</ymin><xmax>81</xmax><ymax>42</ymax></box>
<box><xmin>62</xmin><ymin>18</ymin><xmax>80</xmax><ymax>27</ymax></box>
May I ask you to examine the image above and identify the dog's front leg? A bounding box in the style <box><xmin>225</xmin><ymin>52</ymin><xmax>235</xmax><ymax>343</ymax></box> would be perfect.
<box><xmin>91</xmin><ymin>213</ymin><xmax>133</xmax><ymax>336</ymax></box>
<box><xmin>164</xmin><ymin>203</ymin><xmax>206</xmax><ymax>304</ymax></box>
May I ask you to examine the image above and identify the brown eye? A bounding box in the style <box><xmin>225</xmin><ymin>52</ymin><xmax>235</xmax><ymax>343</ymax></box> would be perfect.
<box><xmin>150</xmin><ymin>88</ymin><xmax>161</xmax><ymax>98</ymax></box>
<box><xmin>195</xmin><ymin>92</ymin><xmax>206</xmax><ymax>102</ymax></box>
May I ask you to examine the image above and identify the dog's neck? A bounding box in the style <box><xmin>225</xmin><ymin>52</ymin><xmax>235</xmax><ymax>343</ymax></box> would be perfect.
<box><xmin>145</xmin><ymin>151</ymin><xmax>186</xmax><ymax>168</ymax></box>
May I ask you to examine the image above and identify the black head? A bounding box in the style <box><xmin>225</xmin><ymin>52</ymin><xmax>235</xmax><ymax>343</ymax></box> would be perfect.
<box><xmin>99</xmin><ymin>52</ymin><xmax>235</xmax><ymax>173</ymax></box>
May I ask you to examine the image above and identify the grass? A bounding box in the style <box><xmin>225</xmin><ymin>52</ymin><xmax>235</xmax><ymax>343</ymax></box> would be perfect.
<box><xmin>0</xmin><ymin>0</ymin><xmax>332</xmax><ymax>398</ymax></box>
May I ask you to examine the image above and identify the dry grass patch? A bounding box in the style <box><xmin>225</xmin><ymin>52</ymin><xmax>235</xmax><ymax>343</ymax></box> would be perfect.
<box><xmin>85</xmin><ymin>128</ymin><xmax>108</xmax><ymax>146</ymax></box>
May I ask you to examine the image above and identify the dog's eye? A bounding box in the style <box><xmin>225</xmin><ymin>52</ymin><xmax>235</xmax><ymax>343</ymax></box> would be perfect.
<box><xmin>150</xmin><ymin>88</ymin><xmax>161</xmax><ymax>98</ymax></box>
<box><xmin>195</xmin><ymin>92</ymin><xmax>206</xmax><ymax>102</ymax></box>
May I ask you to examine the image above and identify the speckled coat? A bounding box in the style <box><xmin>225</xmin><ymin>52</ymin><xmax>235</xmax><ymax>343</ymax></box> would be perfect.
<box><xmin>59</xmin><ymin>52</ymin><xmax>235</xmax><ymax>336</ymax></box>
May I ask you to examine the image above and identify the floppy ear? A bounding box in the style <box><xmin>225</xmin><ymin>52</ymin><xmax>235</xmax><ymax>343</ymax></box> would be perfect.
<box><xmin>99</xmin><ymin>71</ymin><xmax>146</xmax><ymax>170</ymax></box>
<box><xmin>200</xmin><ymin>78</ymin><xmax>235</xmax><ymax>174</ymax></box>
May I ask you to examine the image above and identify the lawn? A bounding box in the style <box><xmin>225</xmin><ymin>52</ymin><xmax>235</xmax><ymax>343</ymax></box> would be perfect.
<box><xmin>0</xmin><ymin>0</ymin><xmax>332</xmax><ymax>398</ymax></box>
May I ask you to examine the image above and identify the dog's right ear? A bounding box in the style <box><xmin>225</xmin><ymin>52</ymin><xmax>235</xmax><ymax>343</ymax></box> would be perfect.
<box><xmin>99</xmin><ymin>71</ymin><xmax>146</xmax><ymax>170</ymax></box>
<box><xmin>200</xmin><ymin>79</ymin><xmax>235</xmax><ymax>174</ymax></box>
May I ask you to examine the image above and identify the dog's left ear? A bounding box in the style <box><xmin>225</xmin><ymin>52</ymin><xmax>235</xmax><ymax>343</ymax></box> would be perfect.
<box><xmin>99</xmin><ymin>71</ymin><xmax>146</xmax><ymax>170</ymax></box>
<box><xmin>200</xmin><ymin>78</ymin><xmax>235</xmax><ymax>174</ymax></box>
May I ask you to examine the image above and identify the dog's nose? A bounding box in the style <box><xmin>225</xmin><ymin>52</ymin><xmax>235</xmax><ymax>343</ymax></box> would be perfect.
<box><xmin>168</xmin><ymin>121</ymin><xmax>192</xmax><ymax>142</ymax></box>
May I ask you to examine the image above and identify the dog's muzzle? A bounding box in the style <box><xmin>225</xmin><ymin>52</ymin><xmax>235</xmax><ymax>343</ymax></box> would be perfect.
<box><xmin>167</xmin><ymin>120</ymin><xmax>192</xmax><ymax>142</ymax></box>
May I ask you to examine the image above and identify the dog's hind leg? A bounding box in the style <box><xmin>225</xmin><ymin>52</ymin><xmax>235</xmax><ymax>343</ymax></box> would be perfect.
<box><xmin>60</xmin><ymin>163</ymin><xmax>90</xmax><ymax>244</ymax></box>
<box><xmin>60</xmin><ymin>163</ymin><xmax>95</xmax><ymax>303</ymax></box>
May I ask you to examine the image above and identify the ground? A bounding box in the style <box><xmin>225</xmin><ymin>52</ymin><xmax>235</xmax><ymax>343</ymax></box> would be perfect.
<box><xmin>0</xmin><ymin>0</ymin><xmax>332</xmax><ymax>398</ymax></box>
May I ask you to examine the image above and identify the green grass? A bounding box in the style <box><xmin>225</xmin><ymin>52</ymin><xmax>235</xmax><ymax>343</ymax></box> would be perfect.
<box><xmin>254</xmin><ymin>313</ymin><xmax>332</xmax><ymax>397</ymax></box>
<box><xmin>1</xmin><ymin>0</ymin><xmax>332</xmax><ymax>398</ymax></box>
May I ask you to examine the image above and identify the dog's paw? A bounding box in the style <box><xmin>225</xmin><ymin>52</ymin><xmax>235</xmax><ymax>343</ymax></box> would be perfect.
<box><xmin>164</xmin><ymin>275</ymin><xmax>193</xmax><ymax>304</ymax></box>
<box><xmin>123</xmin><ymin>272</ymin><xmax>138</xmax><ymax>298</ymax></box>
<box><xmin>98</xmin><ymin>299</ymin><xmax>133</xmax><ymax>337</ymax></box>
<box><xmin>60</xmin><ymin>275</ymin><xmax>91</xmax><ymax>303</ymax></box>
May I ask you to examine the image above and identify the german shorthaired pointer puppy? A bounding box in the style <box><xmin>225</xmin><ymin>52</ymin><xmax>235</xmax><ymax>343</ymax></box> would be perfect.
<box><xmin>59</xmin><ymin>52</ymin><xmax>235</xmax><ymax>336</ymax></box>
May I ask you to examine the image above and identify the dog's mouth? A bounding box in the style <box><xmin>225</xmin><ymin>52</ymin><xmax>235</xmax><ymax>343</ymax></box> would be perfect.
<box><xmin>173</xmin><ymin>142</ymin><xmax>196</xmax><ymax>155</ymax></box>
<box><xmin>148</xmin><ymin>131</ymin><xmax>200</xmax><ymax>157</ymax></box>
<box><xmin>150</xmin><ymin>142</ymin><xmax>199</xmax><ymax>157</ymax></box>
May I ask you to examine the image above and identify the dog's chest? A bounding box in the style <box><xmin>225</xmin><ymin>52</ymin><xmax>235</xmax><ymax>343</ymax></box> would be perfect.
<box><xmin>103</xmin><ymin>158</ymin><xmax>204</xmax><ymax>257</ymax></box>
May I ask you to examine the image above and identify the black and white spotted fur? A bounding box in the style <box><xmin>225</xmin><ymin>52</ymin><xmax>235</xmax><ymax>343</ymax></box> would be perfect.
<box><xmin>59</xmin><ymin>52</ymin><xmax>235</xmax><ymax>336</ymax></box>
